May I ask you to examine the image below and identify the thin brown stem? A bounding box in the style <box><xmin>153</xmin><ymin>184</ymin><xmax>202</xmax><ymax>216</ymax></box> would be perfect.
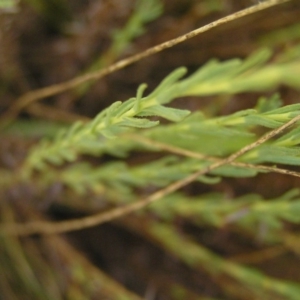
<box><xmin>27</xmin><ymin>103</ymin><xmax>90</xmax><ymax>123</ymax></box>
<box><xmin>129</xmin><ymin>135</ymin><xmax>300</xmax><ymax>179</ymax></box>
<box><xmin>0</xmin><ymin>0</ymin><xmax>290</xmax><ymax>130</ymax></box>
<box><xmin>1</xmin><ymin>112</ymin><xmax>299</xmax><ymax>236</ymax></box>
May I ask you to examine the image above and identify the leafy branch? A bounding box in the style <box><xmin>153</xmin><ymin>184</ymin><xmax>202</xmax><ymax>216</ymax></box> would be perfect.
<box><xmin>150</xmin><ymin>189</ymin><xmax>300</xmax><ymax>241</ymax></box>
<box><xmin>22</xmin><ymin>68</ymin><xmax>190</xmax><ymax>174</ymax></box>
<box><xmin>22</xmin><ymin>47</ymin><xmax>300</xmax><ymax>176</ymax></box>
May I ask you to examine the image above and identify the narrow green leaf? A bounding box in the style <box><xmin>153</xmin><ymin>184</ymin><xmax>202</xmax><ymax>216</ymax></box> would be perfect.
<box><xmin>137</xmin><ymin>105</ymin><xmax>190</xmax><ymax>121</ymax></box>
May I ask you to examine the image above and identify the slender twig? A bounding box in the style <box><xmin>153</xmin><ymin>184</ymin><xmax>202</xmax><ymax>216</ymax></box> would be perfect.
<box><xmin>27</xmin><ymin>103</ymin><xmax>90</xmax><ymax>123</ymax></box>
<box><xmin>0</xmin><ymin>0</ymin><xmax>290</xmax><ymax>130</ymax></box>
<box><xmin>1</xmin><ymin>112</ymin><xmax>299</xmax><ymax>236</ymax></box>
<box><xmin>229</xmin><ymin>245</ymin><xmax>285</xmax><ymax>264</ymax></box>
<box><xmin>129</xmin><ymin>135</ymin><xmax>300</xmax><ymax>179</ymax></box>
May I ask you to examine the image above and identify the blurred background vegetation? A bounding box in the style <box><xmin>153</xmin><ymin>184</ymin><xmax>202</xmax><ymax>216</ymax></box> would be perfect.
<box><xmin>1</xmin><ymin>0</ymin><xmax>300</xmax><ymax>299</ymax></box>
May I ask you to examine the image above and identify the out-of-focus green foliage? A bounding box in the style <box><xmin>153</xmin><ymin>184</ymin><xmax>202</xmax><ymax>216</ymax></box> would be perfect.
<box><xmin>77</xmin><ymin>0</ymin><xmax>163</xmax><ymax>95</ymax></box>
<box><xmin>0</xmin><ymin>0</ymin><xmax>18</xmax><ymax>10</ymax></box>
<box><xmin>2</xmin><ymin>1</ymin><xmax>300</xmax><ymax>299</ymax></box>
